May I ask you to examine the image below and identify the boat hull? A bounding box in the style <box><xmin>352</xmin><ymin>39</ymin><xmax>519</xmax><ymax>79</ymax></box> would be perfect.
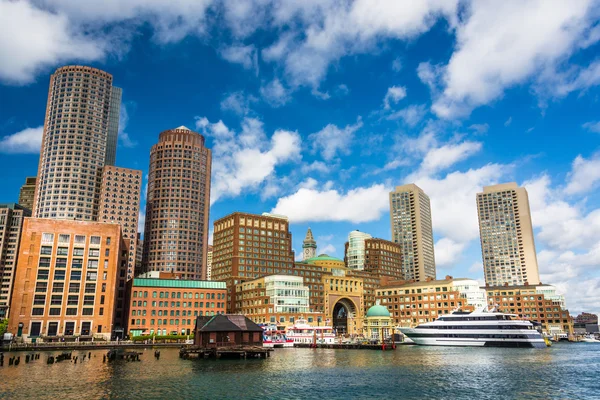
<box><xmin>399</xmin><ymin>328</ymin><xmax>547</xmax><ymax>349</ymax></box>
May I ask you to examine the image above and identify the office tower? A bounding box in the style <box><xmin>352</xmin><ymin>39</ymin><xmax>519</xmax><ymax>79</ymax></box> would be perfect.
<box><xmin>206</xmin><ymin>245</ymin><xmax>213</xmax><ymax>280</ymax></box>
<box><xmin>18</xmin><ymin>177</ymin><xmax>37</xmax><ymax>210</ymax></box>
<box><xmin>33</xmin><ymin>65</ymin><xmax>121</xmax><ymax>221</ymax></box>
<box><xmin>302</xmin><ymin>228</ymin><xmax>317</xmax><ymax>261</ymax></box>
<box><xmin>142</xmin><ymin>126</ymin><xmax>212</xmax><ymax>280</ymax></box>
<box><xmin>389</xmin><ymin>184</ymin><xmax>436</xmax><ymax>281</ymax></box>
<box><xmin>477</xmin><ymin>182</ymin><xmax>540</xmax><ymax>286</ymax></box>
<box><xmin>135</xmin><ymin>234</ymin><xmax>143</xmax><ymax>277</ymax></box>
<box><xmin>0</xmin><ymin>204</ymin><xmax>31</xmax><ymax>318</ymax></box>
<box><xmin>105</xmin><ymin>87</ymin><xmax>122</xmax><ymax>166</ymax></box>
<box><xmin>345</xmin><ymin>230</ymin><xmax>372</xmax><ymax>270</ymax></box>
<box><xmin>98</xmin><ymin>165</ymin><xmax>142</xmax><ymax>280</ymax></box>
<box><xmin>211</xmin><ymin>212</ymin><xmax>295</xmax><ymax>311</ymax></box>
<box><xmin>8</xmin><ymin>218</ymin><xmax>127</xmax><ymax>341</ymax></box>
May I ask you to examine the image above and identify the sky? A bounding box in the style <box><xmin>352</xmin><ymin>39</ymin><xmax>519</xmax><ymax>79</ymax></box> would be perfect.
<box><xmin>1</xmin><ymin>1</ymin><xmax>600</xmax><ymax>316</ymax></box>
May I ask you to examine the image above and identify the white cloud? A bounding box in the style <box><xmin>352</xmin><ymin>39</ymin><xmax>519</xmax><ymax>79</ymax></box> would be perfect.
<box><xmin>137</xmin><ymin>210</ymin><xmax>146</xmax><ymax>234</ymax></box>
<box><xmin>387</xmin><ymin>104</ymin><xmax>428</xmax><ymax>126</ymax></box>
<box><xmin>582</xmin><ymin>121</ymin><xmax>600</xmax><ymax>133</ymax></box>
<box><xmin>301</xmin><ymin>161</ymin><xmax>332</xmax><ymax>174</ymax></box>
<box><xmin>418</xmin><ymin>141</ymin><xmax>482</xmax><ymax>175</ymax></box>
<box><xmin>195</xmin><ymin>116</ymin><xmax>301</xmax><ymax>204</ymax></box>
<box><xmin>429</xmin><ymin>1</ymin><xmax>598</xmax><ymax>118</ymax></box>
<box><xmin>434</xmin><ymin>238</ymin><xmax>466</xmax><ymax>268</ymax></box>
<box><xmin>220</xmin><ymin>44</ymin><xmax>258</xmax><ymax>74</ymax></box>
<box><xmin>0</xmin><ymin>126</ymin><xmax>44</xmax><ymax>154</ymax></box>
<box><xmin>260</xmin><ymin>78</ymin><xmax>292</xmax><ymax>107</ymax></box>
<box><xmin>564</xmin><ymin>153</ymin><xmax>600</xmax><ymax>195</ymax></box>
<box><xmin>220</xmin><ymin>91</ymin><xmax>257</xmax><ymax>116</ymax></box>
<box><xmin>118</xmin><ymin>103</ymin><xmax>137</xmax><ymax>148</ymax></box>
<box><xmin>469</xmin><ymin>123</ymin><xmax>489</xmax><ymax>135</ymax></box>
<box><xmin>320</xmin><ymin>243</ymin><xmax>336</xmax><ymax>255</ymax></box>
<box><xmin>391</xmin><ymin>57</ymin><xmax>402</xmax><ymax>72</ymax></box>
<box><xmin>271</xmin><ymin>183</ymin><xmax>390</xmax><ymax>223</ymax></box>
<box><xmin>504</xmin><ymin>117</ymin><xmax>513</xmax><ymax>127</ymax></box>
<box><xmin>383</xmin><ymin>86</ymin><xmax>407</xmax><ymax>110</ymax></box>
<box><xmin>309</xmin><ymin>119</ymin><xmax>363</xmax><ymax>161</ymax></box>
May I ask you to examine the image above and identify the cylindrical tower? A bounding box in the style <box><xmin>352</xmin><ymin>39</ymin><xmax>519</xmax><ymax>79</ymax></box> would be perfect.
<box><xmin>33</xmin><ymin>65</ymin><xmax>119</xmax><ymax>221</ymax></box>
<box><xmin>142</xmin><ymin>126</ymin><xmax>212</xmax><ymax>280</ymax></box>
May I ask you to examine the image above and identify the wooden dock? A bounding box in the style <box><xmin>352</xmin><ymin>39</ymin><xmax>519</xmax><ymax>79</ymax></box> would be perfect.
<box><xmin>179</xmin><ymin>345</ymin><xmax>272</xmax><ymax>360</ymax></box>
<box><xmin>294</xmin><ymin>343</ymin><xmax>399</xmax><ymax>350</ymax></box>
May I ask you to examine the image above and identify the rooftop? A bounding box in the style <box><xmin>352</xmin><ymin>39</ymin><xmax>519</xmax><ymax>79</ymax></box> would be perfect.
<box><xmin>132</xmin><ymin>278</ymin><xmax>226</xmax><ymax>289</ymax></box>
<box><xmin>305</xmin><ymin>254</ymin><xmax>343</xmax><ymax>263</ymax></box>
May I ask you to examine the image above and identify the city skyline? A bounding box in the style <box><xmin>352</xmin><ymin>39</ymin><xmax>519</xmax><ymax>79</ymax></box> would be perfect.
<box><xmin>1</xmin><ymin>2</ymin><xmax>600</xmax><ymax>317</ymax></box>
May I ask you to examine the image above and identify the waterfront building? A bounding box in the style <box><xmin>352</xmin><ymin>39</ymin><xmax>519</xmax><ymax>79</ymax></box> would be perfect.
<box><xmin>98</xmin><ymin>165</ymin><xmax>142</xmax><ymax>280</ymax></box>
<box><xmin>345</xmin><ymin>235</ymin><xmax>404</xmax><ymax>280</ymax></box>
<box><xmin>363</xmin><ymin>304</ymin><xmax>393</xmax><ymax>342</ymax></box>
<box><xmin>18</xmin><ymin>177</ymin><xmax>37</xmax><ymax>211</ymax></box>
<box><xmin>345</xmin><ymin>230</ymin><xmax>372</xmax><ymax>270</ymax></box>
<box><xmin>477</xmin><ymin>183</ymin><xmax>540</xmax><ymax>286</ymax></box>
<box><xmin>194</xmin><ymin>314</ymin><xmax>264</xmax><ymax>348</ymax></box>
<box><xmin>0</xmin><ymin>204</ymin><xmax>31</xmax><ymax>319</ymax></box>
<box><xmin>573</xmin><ymin>313</ymin><xmax>599</xmax><ymax>335</ymax></box>
<box><xmin>33</xmin><ymin>66</ymin><xmax>121</xmax><ymax>221</ymax></box>
<box><xmin>142</xmin><ymin>126</ymin><xmax>212</xmax><ymax>280</ymax></box>
<box><xmin>389</xmin><ymin>184</ymin><xmax>436</xmax><ymax>281</ymax></box>
<box><xmin>485</xmin><ymin>284</ymin><xmax>573</xmax><ymax>336</ymax></box>
<box><xmin>211</xmin><ymin>212</ymin><xmax>295</xmax><ymax>311</ymax></box>
<box><xmin>206</xmin><ymin>245</ymin><xmax>213</xmax><ymax>280</ymax></box>
<box><xmin>301</xmin><ymin>228</ymin><xmax>317</xmax><ymax>261</ymax></box>
<box><xmin>126</xmin><ymin>272</ymin><xmax>226</xmax><ymax>337</ymax></box>
<box><xmin>235</xmin><ymin>275</ymin><xmax>323</xmax><ymax>325</ymax></box>
<box><xmin>376</xmin><ymin>276</ymin><xmax>484</xmax><ymax>326</ymax></box>
<box><xmin>8</xmin><ymin>218</ymin><xmax>127</xmax><ymax>342</ymax></box>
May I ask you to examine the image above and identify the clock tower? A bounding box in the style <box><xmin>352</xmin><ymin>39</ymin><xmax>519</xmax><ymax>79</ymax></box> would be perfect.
<box><xmin>302</xmin><ymin>228</ymin><xmax>317</xmax><ymax>261</ymax></box>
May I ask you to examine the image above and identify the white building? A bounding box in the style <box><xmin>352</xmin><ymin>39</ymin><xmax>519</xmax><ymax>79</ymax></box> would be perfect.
<box><xmin>452</xmin><ymin>279</ymin><xmax>488</xmax><ymax>309</ymax></box>
<box><xmin>265</xmin><ymin>275</ymin><xmax>311</xmax><ymax>314</ymax></box>
<box><xmin>345</xmin><ymin>230</ymin><xmax>372</xmax><ymax>270</ymax></box>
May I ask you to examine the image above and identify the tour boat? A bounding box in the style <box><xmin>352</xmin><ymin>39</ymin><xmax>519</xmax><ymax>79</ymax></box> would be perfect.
<box><xmin>262</xmin><ymin>326</ymin><xmax>294</xmax><ymax>348</ymax></box>
<box><xmin>286</xmin><ymin>318</ymin><xmax>336</xmax><ymax>345</ymax></box>
<box><xmin>398</xmin><ymin>306</ymin><xmax>547</xmax><ymax>348</ymax></box>
<box><xmin>579</xmin><ymin>335</ymin><xmax>600</xmax><ymax>343</ymax></box>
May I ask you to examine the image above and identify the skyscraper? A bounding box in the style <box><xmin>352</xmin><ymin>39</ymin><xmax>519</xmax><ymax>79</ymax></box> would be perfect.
<box><xmin>142</xmin><ymin>126</ymin><xmax>212</xmax><ymax>280</ymax></box>
<box><xmin>345</xmin><ymin>230</ymin><xmax>372</xmax><ymax>270</ymax></box>
<box><xmin>105</xmin><ymin>87</ymin><xmax>122</xmax><ymax>166</ymax></box>
<box><xmin>477</xmin><ymin>182</ymin><xmax>540</xmax><ymax>286</ymax></box>
<box><xmin>389</xmin><ymin>184</ymin><xmax>436</xmax><ymax>281</ymax></box>
<box><xmin>343</xmin><ymin>231</ymin><xmax>404</xmax><ymax>281</ymax></box>
<box><xmin>98</xmin><ymin>165</ymin><xmax>142</xmax><ymax>280</ymax></box>
<box><xmin>18</xmin><ymin>177</ymin><xmax>37</xmax><ymax>211</ymax></box>
<box><xmin>33</xmin><ymin>65</ymin><xmax>121</xmax><ymax>221</ymax></box>
<box><xmin>302</xmin><ymin>228</ymin><xmax>317</xmax><ymax>261</ymax></box>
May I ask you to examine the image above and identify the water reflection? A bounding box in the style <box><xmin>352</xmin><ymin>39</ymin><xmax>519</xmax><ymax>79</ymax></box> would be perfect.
<box><xmin>0</xmin><ymin>343</ymin><xmax>599</xmax><ymax>399</ymax></box>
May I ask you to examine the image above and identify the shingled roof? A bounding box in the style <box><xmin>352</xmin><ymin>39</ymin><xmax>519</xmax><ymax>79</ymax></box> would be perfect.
<box><xmin>196</xmin><ymin>314</ymin><xmax>264</xmax><ymax>332</ymax></box>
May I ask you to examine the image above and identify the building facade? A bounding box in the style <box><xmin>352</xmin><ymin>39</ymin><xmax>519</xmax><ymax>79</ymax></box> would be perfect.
<box><xmin>206</xmin><ymin>245</ymin><xmax>213</xmax><ymax>281</ymax></box>
<box><xmin>18</xmin><ymin>177</ymin><xmax>37</xmax><ymax>211</ymax></box>
<box><xmin>345</xmin><ymin>230</ymin><xmax>372</xmax><ymax>270</ymax></box>
<box><xmin>8</xmin><ymin>218</ymin><xmax>126</xmax><ymax>342</ymax></box>
<box><xmin>33</xmin><ymin>65</ymin><xmax>121</xmax><ymax>221</ymax></box>
<box><xmin>376</xmin><ymin>277</ymin><xmax>484</xmax><ymax>326</ymax></box>
<box><xmin>485</xmin><ymin>284</ymin><xmax>573</xmax><ymax>336</ymax></box>
<box><xmin>477</xmin><ymin>183</ymin><xmax>540</xmax><ymax>286</ymax></box>
<box><xmin>127</xmin><ymin>274</ymin><xmax>226</xmax><ymax>337</ymax></box>
<box><xmin>211</xmin><ymin>212</ymin><xmax>295</xmax><ymax>311</ymax></box>
<box><xmin>363</xmin><ymin>304</ymin><xmax>393</xmax><ymax>342</ymax></box>
<box><xmin>105</xmin><ymin>87</ymin><xmax>122</xmax><ymax>166</ymax></box>
<box><xmin>0</xmin><ymin>204</ymin><xmax>31</xmax><ymax>318</ymax></box>
<box><xmin>389</xmin><ymin>184</ymin><xmax>436</xmax><ymax>281</ymax></box>
<box><xmin>302</xmin><ymin>228</ymin><xmax>317</xmax><ymax>261</ymax></box>
<box><xmin>98</xmin><ymin>165</ymin><xmax>142</xmax><ymax>280</ymax></box>
<box><xmin>346</xmin><ymin>237</ymin><xmax>404</xmax><ymax>281</ymax></box>
<box><xmin>142</xmin><ymin>126</ymin><xmax>212</xmax><ymax>280</ymax></box>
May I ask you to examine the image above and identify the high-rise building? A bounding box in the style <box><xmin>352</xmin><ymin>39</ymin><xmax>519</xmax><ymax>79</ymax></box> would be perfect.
<box><xmin>211</xmin><ymin>212</ymin><xmax>295</xmax><ymax>311</ymax></box>
<box><xmin>206</xmin><ymin>245</ymin><xmax>213</xmax><ymax>280</ymax></box>
<box><xmin>8</xmin><ymin>218</ymin><xmax>127</xmax><ymax>342</ymax></box>
<box><xmin>343</xmin><ymin>232</ymin><xmax>404</xmax><ymax>281</ymax></box>
<box><xmin>98</xmin><ymin>165</ymin><xmax>142</xmax><ymax>280</ymax></box>
<box><xmin>18</xmin><ymin>177</ymin><xmax>37</xmax><ymax>211</ymax></box>
<box><xmin>345</xmin><ymin>230</ymin><xmax>372</xmax><ymax>270</ymax></box>
<box><xmin>105</xmin><ymin>87</ymin><xmax>122</xmax><ymax>166</ymax></box>
<box><xmin>302</xmin><ymin>228</ymin><xmax>317</xmax><ymax>261</ymax></box>
<box><xmin>135</xmin><ymin>234</ymin><xmax>143</xmax><ymax>277</ymax></box>
<box><xmin>142</xmin><ymin>126</ymin><xmax>212</xmax><ymax>280</ymax></box>
<box><xmin>476</xmin><ymin>182</ymin><xmax>540</xmax><ymax>286</ymax></box>
<box><xmin>0</xmin><ymin>204</ymin><xmax>31</xmax><ymax>318</ymax></box>
<box><xmin>389</xmin><ymin>184</ymin><xmax>436</xmax><ymax>281</ymax></box>
<box><xmin>33</xmin><ymin>65</ymin><xmax>121</xmax><ymax>221</ymax></box>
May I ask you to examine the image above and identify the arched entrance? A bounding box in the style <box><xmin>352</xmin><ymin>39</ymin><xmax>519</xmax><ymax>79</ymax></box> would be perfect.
<box><xmin>332</xmin><ymin>298</ymin><xmax>357</xmax><ymax>335</ymax></box>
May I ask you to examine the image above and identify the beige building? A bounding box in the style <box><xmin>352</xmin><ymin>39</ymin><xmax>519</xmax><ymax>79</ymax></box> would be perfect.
<box><xmin>206</xmin><ymin>245</ymin><xmax>213</xmax><ymax>280</ymax></box>
<box><xmin>98</xmin><ymin>165</ymin><xmax>142</xmax><ymax>280</ymax></box>
<box><xmin>18</xmin><ymin>177</ymin><xmax>37</xmax><ymax>211</ymax></box>
<box><xmin>389</xmin><ymin>184</ymin><xmax>436</xmax><ymax>281</ymax></box>
<box><xmin>0</xmin><ymin>204</ymin><xmax>31</xmax><ymax>318</ymax></box>
<box><xmin>33</xmin><ymin>65</ymin><xmax>121</xmax><ymax>221</ymax></box>
<box><xmin>363</xmin><ymin>304</ymin><xmax>393</xmax><ymax>342</ymax></box>
<box><xmin>477</xmin><ymin>183</ymin><xmax>540</xmax><ymax>286</ymax></box>
<box><xmin>8</xmin><ymin>218</ymin><xmax>127</xmax><ymax>342</ymax></box>
<box><xmin>142</xmin><ymin>126</ymin><xmax>212</xmax><ymax>280</ymax></box>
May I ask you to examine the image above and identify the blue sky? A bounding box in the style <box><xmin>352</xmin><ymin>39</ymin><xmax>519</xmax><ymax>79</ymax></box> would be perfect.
<box><xmin>1</xmin><ymin>1</ymin><xmax>600</xmax><ymax>315</ymax></box>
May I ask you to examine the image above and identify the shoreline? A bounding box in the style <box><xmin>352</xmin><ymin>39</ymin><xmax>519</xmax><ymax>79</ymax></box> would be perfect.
<box><xmin>1</xmin><ymin>342</ymin><xmax>185</xmax><ymax>352</ymax></box>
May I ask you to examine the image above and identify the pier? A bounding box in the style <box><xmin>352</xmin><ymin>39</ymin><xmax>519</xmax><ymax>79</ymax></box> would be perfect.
<box><xmin>179</xmin><ymin>345</ymin><xmax>272</xmax><ymax>360</ymax></box>
<box><xmin>294</xmin><ymin>342</ymin><xmax>399</xmax><ymax>350</ymax></box>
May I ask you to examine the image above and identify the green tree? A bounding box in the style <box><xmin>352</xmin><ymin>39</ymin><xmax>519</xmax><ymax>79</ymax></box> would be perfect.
<box><xmin>0</xmin><ymin>319</ymin><xmax>7</xmax><ymax>336</ymax></box>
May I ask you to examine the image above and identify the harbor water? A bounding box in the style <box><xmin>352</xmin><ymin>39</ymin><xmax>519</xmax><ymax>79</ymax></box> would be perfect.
<box><xmin>1</xmin><ymin>343</ymin><xmax>599</xmax><ymax>399</ymax></box>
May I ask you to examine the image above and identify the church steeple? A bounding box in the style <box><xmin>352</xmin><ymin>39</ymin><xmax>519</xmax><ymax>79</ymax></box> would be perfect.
<box><xmin>302</xmin><ymin>228</ymin><xmax>317</xmax><ymax>261</ymax></box>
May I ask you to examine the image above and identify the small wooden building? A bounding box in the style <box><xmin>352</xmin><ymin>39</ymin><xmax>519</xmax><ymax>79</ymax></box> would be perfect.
<box><xmin>194</xmin><ymin>314</ymin><xmax>264</xmax><ymax>348</ymax></box>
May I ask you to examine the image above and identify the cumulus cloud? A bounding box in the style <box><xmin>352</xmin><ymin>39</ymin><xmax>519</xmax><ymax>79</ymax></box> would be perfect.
<box><xmin>195</xmin><ymin>116</ymin><xmax>301</xmax><ymax>204</ymax></box>
<box><xmin>309</xmin><ymin>119</ymin><xmax>363</xmax><ymax>161</ymax></box>
<box><xmin>220</xmin><ymin>44</ymin><xmax>258</xmax><ymax>74</ymax></box>
<box><xmin>220</xmin><ymin>91</ymin><xmax>257</xmax><ymax>116</ymax></box>
<box><xmin>271</xmin><ymin>183</ymin><xmax>390</xmax><ymax>223</ymax></box>
<box><xmin>564</xmin><ymin>153</ymin><xmax>600</xmax><ymax>195</ymax></box>
<box><xmin>118</xmin><ymin>103</ymin><xmax>137</xmax><ymax>148</ymax></box>
<box><xmin>387</xmin><ymin>104</ymin><xmax>428</xmax><ymax>126</ymax></box>
<box><xmin>435</xmin><ymin>238</ymin><xmax>466</xmax><ymax>268</ymax></box>
<box><xmin>383</xmin><ymin>86</ymin><xmax>407</xmax><ymax>110</ymax></box>
<box><xmin>391</xmin><ymin>57</ymin><xmax>402</xmax><ymax>72</ymax></box>
<box><xmin>260</xmin><ymin>78</ymin><xmax>292</xmax><ymax>107</ymax></box>
<box><xmin>0</xmin><ymin>126</ymin><xmax>44</xmax><ymax>154</ymax></box>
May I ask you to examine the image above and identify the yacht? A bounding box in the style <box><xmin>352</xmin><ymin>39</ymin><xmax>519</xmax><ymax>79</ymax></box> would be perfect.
<box><xmin>286</xmin><ymin>318</ymin><xmax>336</xmax><ymax>345</ymax></box>
<box><xmin>398</xmin><ymin>306</ymin><xmax>547</xmax><ymax>348</ymax></box>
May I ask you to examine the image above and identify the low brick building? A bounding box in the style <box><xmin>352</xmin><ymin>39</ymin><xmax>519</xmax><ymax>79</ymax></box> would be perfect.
<box><xmin>194</xmin><ymin>314</ymin><xmax>264</xmax><ymax>348</ymax></box>
<box><xmin>127</xmin><ymin>273</ymin><xmax>226</xmax><ymax>336</ymax></box>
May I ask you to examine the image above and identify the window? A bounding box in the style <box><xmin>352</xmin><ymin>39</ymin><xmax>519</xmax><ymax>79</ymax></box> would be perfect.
<box><xmin>35</xmin><ymin>282</ymin><xmax>47</xmax><ymax>293</ymax></box>
<box><xmin>56</xmin><ymin>258</ymin><xmax>68</xmax><ymax>268</ymax></box>
<box><xmin>83</xmin><ymin>295</ymin><xmax>94</xmax><ymax>306</ymax></box>
<box><xmin>32</xmin><ymin>308</ymin><xmax>44</xmax><ymax>316</ymax></box>
<box><xmin>73</xmin><ymin>248</ymin><xmax>84</xmax><ymax>256</ymax></box>
<box><xmin>42</xmin><ymin>233</ymin><xmax>54</xmax><ymax>243</ymax></box>
<box><xmin>72</xmin><ymin>259</ymin><xmax>83</xmax><ymax>269</ymax></box>
<box><xmin>33</xmin><ymin>294</ymin><xmax>46</xmax><ymax>305</ymax></box>
<box><xmin>86</xmin><ymin>272</ymin><xmax>97</xmax><ymax>281</ymax></box>
<box><xmin>40</xmin><ymin>246</ymin><xmax>52</xmax><ymax>255</ymax></box>
<box><xmin>82</xmin><ymin>308</ymin><xmax>94</xmax><ymax>316</ymax></box>
<box><xmin>90</xmin><ymin>236</ymin><xmax>101</xmax><ymax>245</ymax></box>
<box><xmin>30</xmin><ymin>322</ymin><xmax>42</xmax><ymax>336</ymax></box>
<box><xmin>37</xmin><ymin>269</ymin><xmax>50</xmax><ymax>280</ymax></box>
<box><xmin>39</xmin><ymin>257</ymin><xmax>51</xmax><ymax>268</ymax></box>
<box><xmin>74</xmin><ymin>235</ymin><xmax>86</xmax><ymax>244</ymax></box>
<box><xmin>52</xmin><ymin>282</ymin><xmax>64</xmax><ymax>293</ymax></box>
<box><xmin>85</xmin><ymin>283</ymin><xmax>96</xmax><ymax>293</ymax></box>
<box><xmin>66</xmin><ymin>308</ymin><xmax>77</xmax><ymax>316</ymax></box>
<box><xmin>69</xmin><ymin>283</ymin><xmax>80</xmax><ymax>293</ymax></box>
<box><xmin>70</xmin><ymin>271</ymin><xmax>82</xmax><ymax>281</ymax></box>
<box><xmin>106</xmin><ymin>237</ymin><xmax>111</xmax><ymax>245</ymax></box>
<box><xmin>88</xmin><ymin>249</ymin><xmax>100</xmax><ymax>257</ymax></box>
<box><xmin>58</xmin><ymin>234</ymin><xmax>70</xmax><ymax>243</ymax></box>
<box><xmin>57</xmin><ymin>247</ymin><xmax>69</xmax><ymax>256</ymax></box>
<box><xmin>87</xmin><ymin>260</ymin><xmax>98</xmax><ymax>269</ymax></box>
<box><xmin>67</xmin><ymin>295</ymin><xmax>78</xmax><ymax>306</ymax></box>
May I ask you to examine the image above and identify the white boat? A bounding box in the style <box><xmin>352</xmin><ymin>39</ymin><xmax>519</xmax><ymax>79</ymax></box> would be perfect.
<box><xmin>286</xmin><ymin>318</ymin><xmax>336</xmax><ymax>345</ymax></box>
<box><xmin>398</xmin><ymin>306</ymin><xmax>547</xmax><ymax>349</ymax></box>
<box><xmin>579</xmin><ymin>336</ymin><xmax>600</xmax><ymax>343</ymax></box>
<box><xmin>262</xmin><ymin>325</ymin><xmax>294</xmax><ymax>348</ymax></box>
